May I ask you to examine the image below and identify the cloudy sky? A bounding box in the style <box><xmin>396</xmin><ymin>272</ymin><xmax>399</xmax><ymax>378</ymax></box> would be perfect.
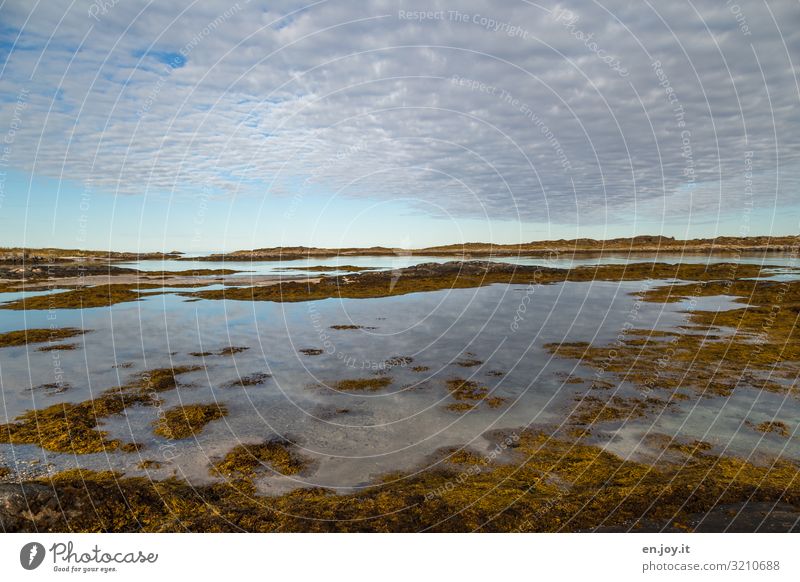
<box><xmin>0</xmin><ymin>0</ymin><xmax>797</xmax><ymax>251</ymax></box>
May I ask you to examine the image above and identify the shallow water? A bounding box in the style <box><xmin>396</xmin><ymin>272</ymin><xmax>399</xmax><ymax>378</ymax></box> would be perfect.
<box><xmin>0</xmin><ymin>288</ymin><xmax>70</xmax><ymax>304</ymax></box>
<box><xmin>121</xmin><ymin>252</ymin><xmax>800</xmax><ymax>277</ymax></box>
<box><xmin>1</xmin><ymin>259</ymin><xmax>798</xmax><ymax>492</ymax></box>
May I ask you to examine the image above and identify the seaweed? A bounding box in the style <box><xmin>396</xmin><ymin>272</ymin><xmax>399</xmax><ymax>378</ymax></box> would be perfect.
<box><xmin>749</xmin><ymin>421</ymin><xmax>791</xmax><ymax>438</ymax></box>
<box><xmin>485</xmin><ymin>396</ymin><xmax>507</xmax><ymax>409</ymax></box>
<box><xmin>153</xmin><ymin>403</ymin><xmax>228</xmax><ymax>440</ymax></box>
<box><xmin>13</xmin><ymin>429</ymin><xmax>800</xmax><ymax>532</ymax></box>
<box><xmin>0</xmin><ymin>366</ymin><xmax>200</xmax><ymax>453</ymax></box>
<box><xmin>443</xmin><ymin>377</ymin><xmax>506</xmax><ymax>412</ymax></box>
<box><xmin>37</xmin><ymin>343</ymin><xmax>80</xmax><ymax>352</ymax></box>
<box><xmin>0</xmin><ymin>389</ymin><xmax>157</xmax><ymax>453</ymax></box>
<box><xmin>134</xmin><ymin>366</ymin><xmax>202</xmax><ymax>393</ymax></box>
<box><xmin>0</xmin><ymin>327</ymin><xmax>87</xmax><ymax>348</ymax></box>
<box><xmin>384</xmin><ymin>356</ymin><xmax>413</xmax><ymax>368</ymax></box>
<box><xmin>219</xmin><ymin>346</ymin><xmax>249</xmax><ymax>356</ymax></box>
<box><xmin>27</xmin><ymin>382</ymin><xmax>70</xmax><ymax>396</ymax></box>
<box><xmin>446</xmin><ymin>377</ymin><xmax>489</xmax><ymax>401</ymax></box>
<box><xmin>223</xmin><ymin>372</ymin><xmax>272</xmax><ymax>388</ymax></box>
<box><xmin>210</xmin><ymin>438</ymin><xmax>311</xmax><ymax>479</ymax></box>
<box><xmin>546</xmin><ymin>279</ymin><xmax>800</xmax><ymax>399</ymax></box>
<box><xmin>1</xmin><ymin>283</ymin><xmax>165</xmax><ymax>310</ymax></box>
<box><xmin>333</xmin><ymin>377</ymin><xmax>393</xmax><ymax>392</ymax></box>
<box><xmin>183</xmin><ymin>262</ymin><xmax>769</xmax><ymax>304</ymax></box>
<box><xmin>277</xmin><ymin>265</ymin><xmax>373</xmax><ymax>272</ymax></box>
<box><xmin>445</xmin><ymin>402</ymin><xmax>477</xmax><ymax>413</ymax></box>
<box><xmin>190</xmin><ymin>346</ymin><xmax>249</xmax><ymax>357</ymax></box>
<box><xmin>455</xmin><ymin>358</ymin><xmax>483</xmax><ymax>368</ymax></box>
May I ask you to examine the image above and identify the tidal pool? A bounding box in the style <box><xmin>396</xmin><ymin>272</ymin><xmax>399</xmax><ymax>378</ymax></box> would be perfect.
<box><xmin>1</xmin><ymin>261</ymin><xmax>798</xmax><ymax>494</ymax></box>
<box><xmin>120</xmin><ymin>252</ymin><xmax>800</xmax><ymax>277</ymax></box>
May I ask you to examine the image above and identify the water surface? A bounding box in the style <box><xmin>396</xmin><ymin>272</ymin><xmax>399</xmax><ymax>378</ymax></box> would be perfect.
<box><xmin>1</xmin><ymin>256</ymin><xmax>798</xmax><ymax>492</ymax></box>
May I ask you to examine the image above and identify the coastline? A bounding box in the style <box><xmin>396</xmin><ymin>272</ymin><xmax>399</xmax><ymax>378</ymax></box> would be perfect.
<box><xmin>0</xmin><ymin>244</ymin><xmax>797</xmax><ymax>533</ymax></box>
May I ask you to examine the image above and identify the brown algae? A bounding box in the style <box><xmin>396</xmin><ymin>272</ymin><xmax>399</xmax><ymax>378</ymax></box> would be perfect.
<box><xmin>153</xmin><ymin>403</ymin><xmax>228</xmax><ymax>440</ymax></box>
<box><xmin>444</xmin><ymin>377</ymin><xmax>507</xmax><ymax>412</ymax></box>
<box><xmin>9</xmin><ymin>429</ymin><xmax>799</xmax><ymax>532</ymax></box>
<box><xmin>224</xmin><ymin>372</ymin><xmax>272</xmax><ymax>388</ymax></box>
<box><xmin>1</xmin><ymin>284</ymin><xmax>166</xmax><ymax>310</ymax></box>
<box><xmin>153</xmin><ymin>404</ymin><xmax>228</xmax><ymax>440</ymax></box>
<box><xmin>183</xmin><ymin>262</ymin><xmax>769</xmax><ymax>304</ymax></box>
<box><xmin>210</xmin><ymin>438</ymin><xmax>311</xmax><ymax>479</ymax></box>
<box><xmin>750</xmin><ymin>421</ymin><xmax>791</xmax><ymax>438</ymax></box>
<box><xmin>333</xmin><ymin>377</ymin><xmax>393</xmax><ymax>392</ymax></box>
<box><xmin>0</xmin><ymin>327</ymin><xmax>87</xmax><ymax>348</ymax></box>
<box><xmin>0</xmin><ymin>366</ymin><xmax>201</xmax><ymax>453</ymax></box>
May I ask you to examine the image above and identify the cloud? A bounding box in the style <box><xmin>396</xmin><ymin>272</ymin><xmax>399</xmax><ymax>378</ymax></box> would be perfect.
<box><xmin>0</xmin><ymin>0</ymin><xmax>797</xmax><ymax>230</ymax></box>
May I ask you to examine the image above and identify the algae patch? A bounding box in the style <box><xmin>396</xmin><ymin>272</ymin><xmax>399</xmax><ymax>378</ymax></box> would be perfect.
<box><xmin>0</xmin><ymin>366</ymin><xmax>201</xmax><ymax>453</ymax></box>
<box><xmin>546</xmin><ymin>278</ymin><xmax>800</xmax><ymax>400</ymax></box>
<box><xmin>444</xmin><ymin>377</ymin><xmax>507</xmax><ymax>412</ymax></box>
<box><xmin>210</xmin><ymin>438</ymin><xmax>311</xmax><ymax>479</ymax></box>
<box><xmin>749</xmin><ymin>420</ymin><xmax>791</xmax><ymax>438</ymax></box>
<box><xmin>1</xmin><ymin>283</ymin><xmax>165</xmax><ymax>310</ymax></box>
<box><xmin>190</xmin><ymin>346</ymin><xmax>249</xmax><ymax>357</ymax></box>
<box><xmin>153</xmin><ymin>403</ymin><xmax>228</xmax><ymax>440</ymax></box>
<box><xmin>0</xmin><ymin>388</ymin><xmax>157</xmax><ymax>453</ymax></box>
<box><xmin>10</xmin><ymin>429</ymin><xmax>799</xmax><ymax>532</ymax></box>
<box><xmin>27</xmin><ymin>382</ymin><xmax>71</xmax><ymax>396</ymax></box>
<box><xmin>0</xmin><ymin>327</ymin><xmax>87</xmax><ymax>349</ymax></box>
<box><xmin>333</xmin><ymin>376</ymin><xmax>393</xmax><ymax>392</ymax></box>
<box><xmin>183</xmin><ymin>261</ymin><xmax>769</xmax><ymax>304</ymax></box>
<box><xmin>223</xmin><ymin>372</ymin><xmax>272</xmax><ymax>388</ymax></box>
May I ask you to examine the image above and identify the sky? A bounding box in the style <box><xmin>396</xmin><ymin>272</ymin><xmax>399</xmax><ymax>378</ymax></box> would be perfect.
<box><xmin>0</xmin><ymin>0</ymin><xmax>797</xmax><ymax>252</ymax></box>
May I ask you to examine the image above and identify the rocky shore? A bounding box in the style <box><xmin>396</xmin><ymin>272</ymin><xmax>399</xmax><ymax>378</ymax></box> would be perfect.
<box><xmin>183</xmin><ymin>235</ymin><xmax>800</xmax><ymax>261</ymax></box>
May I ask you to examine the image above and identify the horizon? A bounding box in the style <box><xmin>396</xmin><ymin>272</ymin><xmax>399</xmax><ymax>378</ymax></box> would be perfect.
<box><xmin>0</xmin><ymin>1</ymin><xmax>798</xmax><ymax>251</ymax></box>
<box><xmin>2</xmin><ymin>232</ymin><xmax>799</xmax><ymax>256</ymax></box>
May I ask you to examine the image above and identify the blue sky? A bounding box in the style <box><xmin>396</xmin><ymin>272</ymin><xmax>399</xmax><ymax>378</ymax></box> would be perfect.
<box><xmin>0</xmin><ymin>1</ymin><xmax>797</xmax><ymax>252</ymax></box>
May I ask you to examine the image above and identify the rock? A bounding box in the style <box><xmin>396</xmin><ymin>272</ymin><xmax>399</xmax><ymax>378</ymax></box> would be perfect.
<box><xmin>0</xmin><ymin>483</ymin><xmax>69</xmax><ymax>532</ymax></box>
<box><xmin>0</xmin><ymin>483</ymin><xmax>49</xmax><ymax>531</ymax></box>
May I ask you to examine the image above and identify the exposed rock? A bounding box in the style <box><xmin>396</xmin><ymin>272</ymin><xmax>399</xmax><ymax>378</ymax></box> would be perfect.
<box><xmin>0</xmin><ymin>483</ymin><xmax>66</xmax><ymax>532</ymax></box>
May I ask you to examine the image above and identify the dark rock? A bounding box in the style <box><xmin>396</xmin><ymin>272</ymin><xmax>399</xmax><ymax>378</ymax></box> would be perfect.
<box><xmin>0</xmin><ymin>483</ymin><xmax>64</xmax><ymax>532</ymax></box>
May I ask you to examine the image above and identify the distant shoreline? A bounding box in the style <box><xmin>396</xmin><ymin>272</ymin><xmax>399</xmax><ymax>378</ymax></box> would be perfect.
<box><xmin>2</xmin><ymin>235</ymin><xmax>798</xmax><ymax>263</ymax></box>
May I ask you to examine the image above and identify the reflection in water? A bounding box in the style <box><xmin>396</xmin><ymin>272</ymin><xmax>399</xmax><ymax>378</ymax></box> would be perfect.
<box><xmin>1</xmin><ymin>270</ymin><xmax>797</xmax><ymax>493</ymax></box>
<box><xmin>119</xmin><ymin>252</ymin><xmax>800</xmax><ymax>277</ymax></box>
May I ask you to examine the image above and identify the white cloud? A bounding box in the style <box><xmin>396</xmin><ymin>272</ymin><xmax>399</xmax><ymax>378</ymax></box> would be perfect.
<box><xmin>0</xmin><ymin>0</ymin><xmax>797</xmax><ymax>229</ymax></box>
